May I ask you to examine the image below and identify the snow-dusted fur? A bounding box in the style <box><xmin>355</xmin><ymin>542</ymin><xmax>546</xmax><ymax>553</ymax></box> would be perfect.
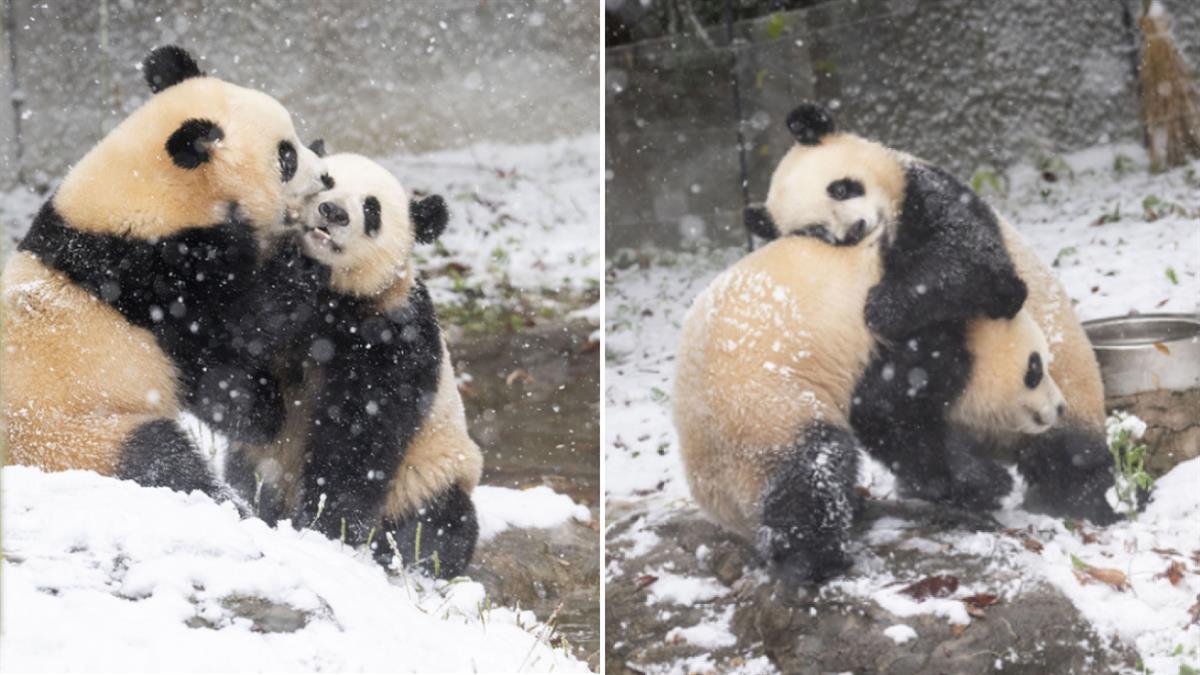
<box><xmin>225</xmin><ymin>153</ymin><xmax>483</xmax><ymax>578</ymax></box>
<box><xmin>675</xmin><ymin>234</ymin><xmax>1063</xmax><ymax>581</ymax></box>
<box><xmin>1</xmin><ymin>45</ymin><xmax>325</xmax><ymax>497</ymax></box>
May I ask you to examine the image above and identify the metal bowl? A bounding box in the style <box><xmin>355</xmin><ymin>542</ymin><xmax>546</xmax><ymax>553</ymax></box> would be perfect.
<box><xmin>1083</xmin><ymin>313</ymin><xmax>1200</xmax><ymax>397</ymax></box>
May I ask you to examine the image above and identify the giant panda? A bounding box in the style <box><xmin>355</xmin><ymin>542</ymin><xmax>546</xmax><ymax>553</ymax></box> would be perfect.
<box><xmin>223</xmin><ymin>151</ymin><xmax>484</xmax><ymax>579</ymax></box>
<box><xmin>744</xmin><ymin>103</ymin><xmax>1115</xmax><ymax>524</ymax></box>
<box><xmin>675</xmin><ymin>233</ymin><xmax>1067</xmax><ymax>582</ymax></box>
<box><xmin>1</xmin><ymin>46</ymin><xmax>327</xmax><ymax>497</ymax></box>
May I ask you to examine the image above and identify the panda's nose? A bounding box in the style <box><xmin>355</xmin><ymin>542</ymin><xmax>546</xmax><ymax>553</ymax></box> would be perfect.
<box><xmin>319</xmin><ymin>201</ymin><xmax>349</xmax><ymax>226</ymax></box>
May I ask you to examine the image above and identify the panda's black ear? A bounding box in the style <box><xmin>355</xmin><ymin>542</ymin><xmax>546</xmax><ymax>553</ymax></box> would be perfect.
<box><xmin>786</xmin><ymin>103</ymin><xmax>836</xmax><ymax>145</ymax></box>
<box><xmin>308</xmin><ymin>139</ymin><xmax>326</xmax><ymax>157</ymax></box>
<box><xmin>744</xmin><ymin>205</ymin><xmax>780</xmax><ymax>240</ymax></box>
<box><xmin>166</xmin><ymin>118</ymin><xmax>224</xmax><ymax>169</ymax></box>
<box><xmin>143</xmin><ymin>45</ymin><xmax>204</xmax><ymax>94</ymax></box>
<box><xmin>410</xmin><ymin>195</ymin><xmax>448</xmax><ymax>244</ymax></box>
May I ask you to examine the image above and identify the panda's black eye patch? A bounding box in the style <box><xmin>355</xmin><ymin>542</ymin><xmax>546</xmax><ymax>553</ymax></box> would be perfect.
<box><xmin>1024</xmin><ymin>352</ymin><xmax>1043</xmax><ymax>389</ymax></box>
<box><xmin>278</xmin><ymin>140</ymin><xmax>297</xmax><ymax>183</ymax></box>
<box><xmin>827</xmin><ymin>178</ymin><xmax>865</xmax><ymax>201</ymax></box>
<box><xmin>321</xmin><ymin>173</ymin><xmax>335</xmax><ymax>190</ymax></box>
<box><xmin>363</xmin><ymin>196</ymin><xmax>382</xmax><ymax>237</ymax></box>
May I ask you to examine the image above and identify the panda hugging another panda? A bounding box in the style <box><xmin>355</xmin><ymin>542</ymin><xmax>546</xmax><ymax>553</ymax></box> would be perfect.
<box><xmin>221</xmin><ymin>150</ymin><xmax>483</xmax><ymax>578</ymax></box>
<box><xmin>676</xmin><ymin>103</ymin><xmax>1120</xmax><ymax>583</ymax></box>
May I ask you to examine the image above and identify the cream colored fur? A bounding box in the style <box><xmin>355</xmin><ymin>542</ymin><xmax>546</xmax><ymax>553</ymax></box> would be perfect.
<box><xmin>675</xmin><ymin>235</ymin><xmax>1063</xmax><ymax>539</ymax></box>
<box><xmin>2</xmin><ymin>72</ymin><xmax>325</xmax><ymax>476</ymax></box>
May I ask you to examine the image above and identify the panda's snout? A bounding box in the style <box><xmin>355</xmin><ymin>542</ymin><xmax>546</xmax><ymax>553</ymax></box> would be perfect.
<box><xmin>318</xmin><ymin>201</ymin><xmax>350</xmax><ymax>226</ymax></box>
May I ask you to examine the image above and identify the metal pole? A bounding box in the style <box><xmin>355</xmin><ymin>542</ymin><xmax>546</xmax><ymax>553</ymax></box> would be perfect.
<box><xmin>724</xmin><ymin>0</ymin><xmax>753</xmax><ymax>251</ymax></box>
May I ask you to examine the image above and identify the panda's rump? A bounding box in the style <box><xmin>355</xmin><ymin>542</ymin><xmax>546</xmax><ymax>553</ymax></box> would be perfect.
<box><xmin>2</xmin><ymin>253</ymin><xmax>180</xmax><ymax>473</ymax></box>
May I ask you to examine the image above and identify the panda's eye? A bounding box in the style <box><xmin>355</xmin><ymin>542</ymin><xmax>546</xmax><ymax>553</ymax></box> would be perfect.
<box><xmin>363</xmin><ymin>196</ymin><xmax>381</xmax><ymax>238</ymax></box>
<box><xmin>1024</xmin><ymin>352</ymin><xmax>1043</xmax><ymax>389</ymax></box>
<box><xmin>827</xmin><ymin>178</ymin><xmax>865</xmax><ymax>201</ymax></box>
<box><xmin>278</xmin><ymin>141</ymin><xmax>298</xmax><ymax>183</ymax></box>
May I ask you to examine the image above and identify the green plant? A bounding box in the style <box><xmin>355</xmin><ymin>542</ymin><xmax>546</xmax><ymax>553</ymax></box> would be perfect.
<box><xmin>970</xmin><ymin>168</ymin><xmax>1008</xmax><ymax>198</ymax></box>
<box><xmin>1106</xmin><ymin>412</ymin><xmax>1153</xmax><ymax>518</ymax></box>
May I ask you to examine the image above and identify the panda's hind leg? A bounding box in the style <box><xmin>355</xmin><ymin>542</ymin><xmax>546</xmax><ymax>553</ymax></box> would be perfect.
<box><xmin>117</xmin><ymin>418</ymin><xmax>242</xmax><ymax>509</ymax></box>
<box><xmin>758</xmin><ymin>422</ymin><xmax>861</xmax><ymax>585</ymax></box>
<box><xmin>375</xmin><ymin>484</ymin><xmax>479</xmax><ymax>579</ymax></box>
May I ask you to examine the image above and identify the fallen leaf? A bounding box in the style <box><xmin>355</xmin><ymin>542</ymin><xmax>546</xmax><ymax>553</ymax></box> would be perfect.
<box><xmin>961</xmin><ymin>593</ymin><xmax>999</xmax><ymax>608</ymax></box>
<box><xmin>1086</xmin><ymin>566</ymin><xmax>1130</xmax><ymax>591</ymax></box>
<box><xmin>577</xmin><ymin>338</ymin><xmax>600</xmax><ymax>355</ymax></box>
<box><xmin>1153</xmin><ymin>342</ymin><xmax>1171</xmax><ymax>356</ymax></box>
<box><xmin>950</xmin><ymin>623</ymin><xmax>967</xmax><ymax>637</ymax></box>
<box><xmin>1023</xmin><ymin>538</ymin><xmax>1044</xmax><ymax>553</ymax></box>
<box><xmin>900</xmin><ymin>575</ymin><xmax>959</xmax><ymax>600</ymax></box>
<box><xmin>634</xmin><ymin>575</ymin><xmax>658</xmax><ymax>592</ymax></box>
<box><xmin>505</xmin><ymin>368</ymin><xmax>533</xmax><ymax>387</ymax></box>
<box><xmin>1189</xmin><ymin>595</ymin><xmax>1200</xmax><ymax>625</ymax></box>
<box><xmin>1152</xmin><ymin>547</ymin><xmax>1182</xmax><ymax>557</ymax></box>
<box><xmin>1081</xmin><ymin>530</ymin><xmax>1099</xmax><ymax>545</ymax></box>
<box><xmin>1158</xmin><ymin>561</ymin><xmax>1186</xmax><ymax>586</ymax></box>
<box><xmin>964</xmin><ymin>604</ymin><xmax>987</xmax><ymax>618</ymax></box>
<box><xmin>1156</xmin><ymin>298</ymin><xmax>1170</xmax><ymax>308</ymax></box>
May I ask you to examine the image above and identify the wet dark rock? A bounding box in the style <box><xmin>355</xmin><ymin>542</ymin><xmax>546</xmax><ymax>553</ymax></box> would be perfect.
<box><xmin>472</xmin><ymin>516</ymin><xmax>601</xmax><ymax>671</ymax></box>
<box><xmin>605</xmin><ymin>502</ymin><xmax>1131</xmax><ymax>675</ymax></box>
<box><xmin>187</xmin><ymin>594</ymin><xmax>327</xmax><ymax>633</ymax></box>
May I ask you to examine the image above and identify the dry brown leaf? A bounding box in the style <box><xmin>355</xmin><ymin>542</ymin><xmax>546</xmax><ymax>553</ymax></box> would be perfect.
<box><xmin>1159</xmin><ymin>561</ymin><xmax>1186</xmax><ymax>587</ymax></box>
<box><xmin>1023</xmin><ymin>538</ymin><xmax>1044</xmax><ymax>553</ymax></box>
<box><xmin>900</xmin><ymin>575</ymin><xmax>959</xmax><ymax>600</ymax></box>
<box><xmin>505</xmin><ymin>368</ymin><xmax>533</xmax><ymax>387</ymax></box>
<box><xmin>961</xmin><ymin>593</ymin><xmax>999</xmax><ymax>608</ymax></box>
<box><xmin>577</xmin><ymin>338</ymin><xmax>600</xmax><ymax>355</ymax></box>
<box><xmin>634</xmin><ymin>575</ymin><xmax>658</xmax><ymax>592</ymax></box>
<box><xmin>1153</xmin><ymin>342</ymin><xmax>1171</xmax><ymax>355</ymax></box>
<box><xmin>1153</xmin><ymin>547</ymin><xmax>1182</xmax><ymax>557</ymax></box>
<box><xmin>950</xmin><ymin>624</ymin><xmax>967</xmax><ymax>637</ymax></box>
<box><xmin>1080</xmin><ymin>530</ymin><xmax>1100</xmax><ymax>545</ymax></box>
<box><xmin>964</xmin><ymin>604</ymin><xmax>987</xmax><ymax>619</ymax></box>
<box><xmin>1189</xmin><ymin>595</ymin><xmax>1200</xmax><ymax>625</ymax></box>
<box><xmin>1085</xmin><ymin>565</ymin><xmax>1130</xmax><ymax>591</ymax></box>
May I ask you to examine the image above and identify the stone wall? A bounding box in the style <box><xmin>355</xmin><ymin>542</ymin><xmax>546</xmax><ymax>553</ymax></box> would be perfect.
<box><xmin>605</xmin><ymin>0</ymin><xmax>1200</xmax><ymax>250</ymax></box>
<box><xmin>0</xmin><ymin>0</ymin><xmax>599</xmax><ymax>188</ymax></box>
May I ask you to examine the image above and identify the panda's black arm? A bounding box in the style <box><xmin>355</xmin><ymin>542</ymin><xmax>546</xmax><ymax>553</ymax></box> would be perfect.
<box><xmin>297</xmin><ymin>284</ymin><xmax>444</xmax><ymax>543</ymax></box>
<box><xmin>867</xmin><ymin>164</ymin><xmax>1028</xmax><ymax>339</ymax></box>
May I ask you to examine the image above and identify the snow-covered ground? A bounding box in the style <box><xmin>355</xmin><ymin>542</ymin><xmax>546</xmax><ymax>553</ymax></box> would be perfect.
<box><xmin>605</xmin><ymin>145</ymin><xmax>1200</xmax><ymax>672</ymax></box>
<box><xmin>1</xmin><ymin>466</ymin><xmax>590</xmax><ymax>673</ymax></box>
<box><xmin>0</xmin><ymin>135</ymin><xmax>601</xmax><ymax>672</ymax></box>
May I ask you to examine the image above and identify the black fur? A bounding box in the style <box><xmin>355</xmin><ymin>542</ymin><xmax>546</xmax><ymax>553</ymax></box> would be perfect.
<box><xmin>786</xmin><ymin>102</ymin><xmax>837</xmax><ymax>145</ymax></box>
<box><xmin>294</xmin><ymin>279</ymin><xmax>443</xmax><ymax>544</ymax></box>
<box><xmin>1016</xmin><ymin>426</ymin><xmax>1121</xmax><ymax>525</ymax></box>
<box><xmin>410</xmin><ymin>195</ymin><xmax>448</xmax><ymax>244</ymax></box>
<box><xmin>116</xmin><ymin>419</ymin><xmax>218</xmax><ymax>496</ymax></box>
<box><xmin>849</xmin><ymin>323</ymin><xmax>1018</xmax><ymax>511</ymax></box>
<box><xmin>166</xmin><ymin>118</ymin><xmax>224</xmax><ymax>169</ymax></box>
<box><xmin>17</xmin><ymin>201</ymin><xmax>279</xmax><ymax>444</ymax></box>
<box><xmin>142</xmin><ymin>45</ymin><xmax>204</xmax><ymax>94</ymax></box>
<box><xmin>375</xmin><ymin>484</ymin><xmax>479</xmax><ymax>578</ymax></box>
<box><xmin>866</xmin><ymin>163</ymin><xmax>1027</xmax><ymax>340</ymax></box>
<box><xmin>308</xmin><ymin>138</ymin><xmax>327</xmax><ymax>158</ymax></box>
<box><xmin>278</xmin><ymin>141</ymin><xmax>298</xmax><ymax>183</ymax></box>
<box><xmin>759</xmin><ymin>422</ymin><xmax>862</xmax><ymax>584</ymax></box>
<box><xmin>743</xmin><ymin>205</ymin><xmax>778</xmax><ymax>240</ymax></box>
<box><xmin>363</xmin><ymin>196</ymin><xmax>382</xmax><ymax>237</ymax></box>
<box><xmin>321</xmin><ymin>173</ymin><xmax>335</xmax><ymax>190</ymax></box>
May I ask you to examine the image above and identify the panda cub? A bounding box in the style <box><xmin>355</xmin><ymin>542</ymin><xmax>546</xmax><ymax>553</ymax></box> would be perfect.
<box><xmin>225</xmin><ymin>152</ymin><xmax>483</xmax><ymax>578</ymax></box>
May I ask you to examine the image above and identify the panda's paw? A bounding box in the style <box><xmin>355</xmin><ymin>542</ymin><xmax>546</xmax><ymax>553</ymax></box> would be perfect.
<box><xmin>864</xmin><ymin>285</ymin><xmax>906</xmax><ymax>338</ymax></box>
<box><xmin>947</xmin><ymin>457</ymin><xmax>1013</xmax><ymax>512</ymax></box>
<box><xmin>983</xmin><ymin>273</ymin><xmax>1028</xmax><ymax>319</ymax></box>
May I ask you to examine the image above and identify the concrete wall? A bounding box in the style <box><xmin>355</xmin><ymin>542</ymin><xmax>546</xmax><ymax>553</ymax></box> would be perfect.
<box><xmin>606</xmin><ymin>0</ymin><xmax>1200</xmax><ymax>250</ymax></box>
<box><xmin>0</xmin><ymin>0</ymin><xmax>599</xmax><ymax>188</ymax></box>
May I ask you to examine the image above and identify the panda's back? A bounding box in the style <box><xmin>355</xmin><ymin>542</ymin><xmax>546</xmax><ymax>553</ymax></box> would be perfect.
<box><xmin>674</xmin><ymin>236</ymin><xmax>880</xmax><ymax>533</ymax></box>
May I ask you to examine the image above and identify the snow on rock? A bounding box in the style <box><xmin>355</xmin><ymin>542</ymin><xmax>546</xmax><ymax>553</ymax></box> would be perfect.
<box><xmin>643</xmin><ymin>569</ymin><xmax>729</xmax><ymax>605</ymax></box>
<box><xmin>0</xmin><ymin>466</ymin><xmax>590</xmax><ymax>673</ymax></box>
<box><xmin>474</xmin><ymin>484</ymin><xmax>592</xmax><ymax>541</ymax></box>
<box><xmin>883</xmin><ymin>624</ymin><xmax>918</xmax><ymax>645</ymax></box>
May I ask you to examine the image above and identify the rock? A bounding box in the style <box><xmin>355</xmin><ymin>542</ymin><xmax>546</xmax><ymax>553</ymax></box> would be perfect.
<box><xmin>472</xmin><ymin>517</ymin><xmax>601</xmax><ymax>671</ymax></box>
<box><xmin>186</xmin><ymin>594</ymin><xmax>326</xmax><ymax>633</ymax></box>
<box><xmin>605</xmin><ymin>501</ymin><xmax>1131</xmax><ymax>675</ymax></box>
<box><xmin>1107</xmin><ymin>388</ymin><xmax>1200</xmax><ymax>475</ymax></box>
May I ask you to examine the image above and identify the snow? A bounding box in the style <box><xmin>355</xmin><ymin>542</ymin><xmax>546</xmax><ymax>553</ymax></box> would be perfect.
<box><xmin>0</xmin><ymin>466</ymin><xmax>589</xmax><ymax>673</ymax></box>
<box><xmin>605</xmin><ymin>145</ymin><xmax>1200</xmax><ymax>672</ymax></box>
<box><xmin>664</xmin><ymin>607</ymin><xmax>737</xmax><ymax>649</ymax></box>
<box><xmin>643</xmin><ymin>569</ymin><xmax>729</xmax><ymax>605</ymax></box>
<box><xmin>883</xmin><ymin>624</ymin><xmax>918</xmax><ymax>644</ymax></box>
<box><xmin>474</xmin><ymin>484</ymin><xmax>592</xmax><ymax>540</ymax></box>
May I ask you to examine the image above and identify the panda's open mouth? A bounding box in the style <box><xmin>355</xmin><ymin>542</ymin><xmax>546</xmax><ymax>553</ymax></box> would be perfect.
<box><xmin>304</xmin><ymin>225</ymin><xmax>342</xmax><ymax>253</ymax></box>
